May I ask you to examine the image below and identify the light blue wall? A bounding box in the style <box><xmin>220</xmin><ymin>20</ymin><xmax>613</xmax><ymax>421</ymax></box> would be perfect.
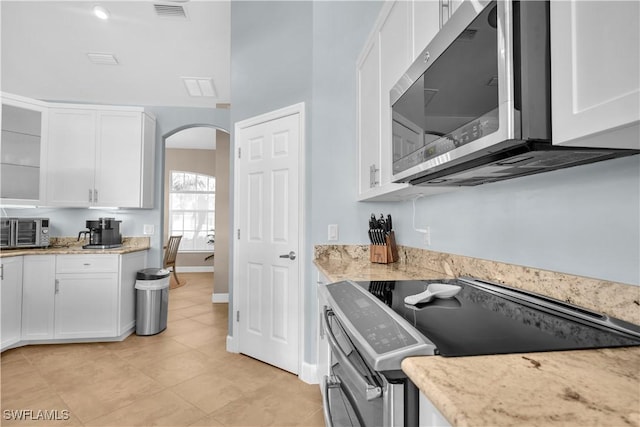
<box><xmin>3</xmin><ymin>106</ymin><xmax>230</xmax><ymax>268</ymax></box>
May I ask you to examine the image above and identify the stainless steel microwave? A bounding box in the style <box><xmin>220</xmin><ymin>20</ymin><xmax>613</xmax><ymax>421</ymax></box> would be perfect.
<box><xmin>0</xmin><ymin>217</ymin><xmax>50</xmax><ymax>249</ymax></box>
<box><xmin>390</xmin><ymin>0</ymin><xmax>637</xmax><ymax>187</ymax></box>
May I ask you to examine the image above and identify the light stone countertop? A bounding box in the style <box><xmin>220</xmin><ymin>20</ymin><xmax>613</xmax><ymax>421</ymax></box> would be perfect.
<box><xmin>314</xmin><ymin>245</ymin><xmax>640</xmax><ymax>427</ymax></box>
<box><xmin>0</xmin><ymin>236</ymin><xmax>150</xmax><ymax>257</ymax></box>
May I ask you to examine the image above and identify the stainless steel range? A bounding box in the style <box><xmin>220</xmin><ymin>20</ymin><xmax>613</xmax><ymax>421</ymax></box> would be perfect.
<box><xmin>318</xmin><ymin>277</ymin><xmax>640</xmax><ymax>427</ymax></box>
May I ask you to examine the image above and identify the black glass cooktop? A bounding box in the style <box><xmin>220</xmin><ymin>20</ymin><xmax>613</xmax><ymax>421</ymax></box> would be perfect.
<box><xmin>354</xmin><ymin>278</ymin><xmax>640</xmax><ymax>357</ymax></box>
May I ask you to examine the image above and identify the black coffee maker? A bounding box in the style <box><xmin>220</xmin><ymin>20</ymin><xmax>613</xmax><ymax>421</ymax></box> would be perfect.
<box><xmin>78</xmin><ymin>217</ymin><xmax>122</xmax><ymax>249</ymax></box>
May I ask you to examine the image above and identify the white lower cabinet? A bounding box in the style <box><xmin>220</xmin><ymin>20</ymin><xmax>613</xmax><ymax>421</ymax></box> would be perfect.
<box><xmin>316</xmin><ymin>269</ymin><xmax>331</xmax><ymax>386</ymax></box>
<box><xmin>1</xmin><ymin>257</ymin><xmax>23</xmax><ymax>351</ymax></box>
<box><xmin>21</xmin><ymin>255</ymin><xmax>56</xmax><ymax>340</ymax></box>
<box><xmin>419</xmin><ymin>392</ymin><xmax>450</xmax><ymax>427</ymax></box>
<box><xmin>54</xmin><ymin>272</ymin><xmax>118</xmax><ymax>339</ymax></box>
<box><xmin>1</xmin><ymin>251</ymin><xmax>147</xmax><ymax>351</ymax></box>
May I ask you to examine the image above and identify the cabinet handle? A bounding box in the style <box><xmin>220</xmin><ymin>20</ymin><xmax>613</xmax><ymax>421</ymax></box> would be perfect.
<box><xmin>369</xmin><ymin>164</ymin><xmax>379</xmax><ymax>188</ymax></box>
<box><xmin>94</xmin><ymin>189</ymin><xmax>98</xmax><ymax>203</ymax></box>
<box><xmin>55</xmin><ymin>279</ymin><xmax>60</xmax><ymax>294</ymax></box>
<box><xmin>83</xmin><ymin>263</ymin><xmax>91</xmax><ymax>266</ymax></box>
<box><xmin>89</xmin><ymin>189</ymin><xmax>93</xmax><ymax>203</ymax></box>
<box><xmin>440</xmin><ymin>0</ymin><xmax>451</xmax><ymax>29</ymax></box>
<box><xmin>0</xmin><ymin>264</ymin><xmax>3</xmax><ymax>280</ymax></box>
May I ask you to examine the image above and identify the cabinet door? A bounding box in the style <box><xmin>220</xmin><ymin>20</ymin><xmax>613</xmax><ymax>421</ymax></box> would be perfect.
<box><xmin>54</xmin><ymin>273</ymin><xmax>118</xmax><ymax>339</ymax></box>
<box><xmin>551</xmin><ymin>0</ymin><xmax>640</xmax><ymax>149</ymax></box>
<box><xmin>412</xmin><ymin>0</ymin><xmax>440</xmax><ymax>60</ymax></box>
<box><xmin>1</xmin><ymin>93</ymin><xmax>48</xmax><ymax>205</ymax></box>
<box><xmin>119</xmin><ymin>251</ymin><xmax>147</xmax><ymax>335</ymax></box>
<box><xmin>419</xmin><ymin>392</ymin><xmax>450</xmax><ymax>426</ymax></box>
<box><xmin>21</xmin><ymin>255</ymin><xmax>56</xmax><ymax>341</ymax></box>
<box><xmin>357</xmin><ymin>37</ymin><xmax>382</xmax><ymax>195</ymax></box>
<box><xmin>316</xmin><ymin>269</ymin><xmax>331</xmax><ymax>386</ymax></box>
<box><xmin>47</xmin><ymin>108</ymin><xmax>96</xmax><ymax>206</ymax></box>
<box><xmin>1</xmin><ymin>256</ymin><xmax>23</xmax><ymax>350</ymax></box>
<box><xmin>95</xmin><ymin>111</ymin><xmax>144</xmax><ymax>207</ymax></box>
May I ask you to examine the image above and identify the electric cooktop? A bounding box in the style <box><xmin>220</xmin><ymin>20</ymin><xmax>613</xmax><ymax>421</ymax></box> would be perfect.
<box><xmin>332</xmin><ymin>277</ymin><xmax>640</xmax><ymax>358</ymax></box>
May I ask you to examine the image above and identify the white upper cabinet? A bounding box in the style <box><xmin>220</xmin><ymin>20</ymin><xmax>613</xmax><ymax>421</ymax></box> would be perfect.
<box><xmin>0</xmin><ymin>93</ymin><xmax>48</xmax><ymax>205</ymax></box>
<box><xmin>412</xmin><ymin>0</ymin><xmax>440</xmax><ymax>60</ymax></box>
<box><xmin>47</xmin><ymin>108</ymin><xmax>96</xmax><ymax>207</ymax></box>
<box><xmin>47</xmin><ymin>105</ymin><xmax>156</xmax><ymax>208</ymax></box>
<box><xmin>551</xmin><ymin>0</ymin><xmax>640</xmax><ymax>149</ymax></box>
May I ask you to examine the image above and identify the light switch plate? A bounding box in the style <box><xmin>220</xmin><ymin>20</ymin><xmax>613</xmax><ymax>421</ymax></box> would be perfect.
<box><xmin>328</xmin><ymin>224</ymin><xmax>339</xmax><ymax>241</ymax></box>
<box><xmin>143</xmin><ymin>224</ymin><xmax>155</xmax><ymax>235</ymax></box>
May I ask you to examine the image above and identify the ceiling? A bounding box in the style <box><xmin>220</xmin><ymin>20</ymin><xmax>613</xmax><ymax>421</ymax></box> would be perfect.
<box><xmin>0</xmin><ymin>0</ymin><xmax>230</xmax><ymax>110</ymax></box>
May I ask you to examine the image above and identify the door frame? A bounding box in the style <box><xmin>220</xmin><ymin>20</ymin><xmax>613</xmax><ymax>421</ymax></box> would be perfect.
<box><xmin>229</xmin><ymin>102</ymin><xmax>306</xmax><ymax>379</ymax></box>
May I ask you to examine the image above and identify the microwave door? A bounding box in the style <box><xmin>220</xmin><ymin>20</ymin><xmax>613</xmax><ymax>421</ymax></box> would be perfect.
<box><xmin>0</xmin><ymin>219</ymin><xmax>13</xmax><ymax>247</ymax></box>
<box><xmin>15</xmin><ymin>219</ymin><xmax>39</xmax><ymax>247</ymax></box>
<box><xmin>391</xmin><ymin>0</ymin><xmax>519</xmax><ymax>183</ymax></box>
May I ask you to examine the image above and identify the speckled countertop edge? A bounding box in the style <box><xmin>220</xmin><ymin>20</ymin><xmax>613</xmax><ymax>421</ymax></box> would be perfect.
<box><xmin>0</xmin><ymin>236</ymin><xmax>150</xmax><ymax>257</ymax></box>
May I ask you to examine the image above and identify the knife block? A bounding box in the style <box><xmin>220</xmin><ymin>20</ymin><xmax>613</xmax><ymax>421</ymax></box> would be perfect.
<box><xmin>370</xmin><ymin>231</ymin><xmax>399</xmax><ymax>264</ymax></box>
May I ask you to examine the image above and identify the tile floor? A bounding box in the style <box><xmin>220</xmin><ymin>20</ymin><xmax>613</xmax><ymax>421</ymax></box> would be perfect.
<box><xmin>1</xmin><ymin>273</ymin><xmax>324</xmax><ymax>426</ymax></box>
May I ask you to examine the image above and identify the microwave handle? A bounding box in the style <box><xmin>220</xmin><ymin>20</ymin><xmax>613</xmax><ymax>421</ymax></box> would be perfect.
<box><xmin>323</xmin><ymin>307</ymin><xmax>382</xmax><ymax>401</ymax></box>
<box><xmin>10</xmin><ymin>220</ymin><xmax>17</xmax><ymax>247</ymax></box>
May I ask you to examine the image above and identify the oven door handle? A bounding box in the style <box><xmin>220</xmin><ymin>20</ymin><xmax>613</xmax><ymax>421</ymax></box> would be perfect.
<box><xmin>322</xmin><ymin>375</ymin><xmax>337</xmax><ymax>427</ymax></box>
<box><xmin>323</xmin><ymin>307</ymin><xmax>382</xmax><ymax>401</ymax></box>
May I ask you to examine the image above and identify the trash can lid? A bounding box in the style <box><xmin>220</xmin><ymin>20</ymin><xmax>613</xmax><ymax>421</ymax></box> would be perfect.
<box><xmin>136</xmin><ymin>268</ymin><xmax>171</xmax><ymax>280</ymax></box>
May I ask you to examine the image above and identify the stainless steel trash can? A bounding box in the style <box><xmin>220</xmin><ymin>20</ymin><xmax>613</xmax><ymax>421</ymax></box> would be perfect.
<box><xmin>135</xmin><ymin>268</ymin><xmax>170</xmax><ymax>335</ymax></box>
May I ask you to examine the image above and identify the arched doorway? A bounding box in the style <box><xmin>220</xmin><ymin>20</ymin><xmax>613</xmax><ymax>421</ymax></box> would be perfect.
<box><xmin>162</xmin><ymin>125</ymin><xmax>231</xmax><ymax>302</ymax></box>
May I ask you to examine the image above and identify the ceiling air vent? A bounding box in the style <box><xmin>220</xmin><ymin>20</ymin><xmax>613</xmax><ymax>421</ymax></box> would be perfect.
<box><xmin>87</xmin><ymin>53</ymin><xmax>118</xmax><ymax>65</ymax></box>
<box><xmin>153</xmin><ymin>4</ymin><xmax>188</xmax><ymax>19</ymax></box>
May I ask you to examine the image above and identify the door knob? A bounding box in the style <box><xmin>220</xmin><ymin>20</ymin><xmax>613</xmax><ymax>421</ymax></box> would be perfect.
<box><xmin>279</xmin><ymin>251</ymin><xmax>296</xmax><ymax>260</ymax></box>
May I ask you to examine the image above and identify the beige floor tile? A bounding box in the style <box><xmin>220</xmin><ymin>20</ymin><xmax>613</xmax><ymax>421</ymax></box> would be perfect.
<box><xmin>169</xmin><ymin>326</ymin><xmax>224</xmax><ymax>349</ymax></box>
<box><xmin>207</xmin><ymin>381</ymin><xmax>322</xmax><ymax>426</ymax></box>
<box><xmin>188</xmin><ymin>413</ymin><xmax>225</xmax><ymax>426</ymax></box>
<box><xmin>84</xmin><ymin>389</ymin><xmax>206</xmax><ymax>427</ymax></box>
<box><xmin>170</xmin><ymin>371</ymin><xmax>245</xmax><ymax>414</ymax></box>
<box><xmin>39</xmin><ymin>354</ymin><xmax>140</xmax><ymax>394</ymax></box>
<box><xmin>161</xmin><ymin>317</ymin><xmax>210</xmax><ymax>337</ymax></box>
<box><xmin>1</xmin><ymin>347</ymin><xmax>27</xmax><ymax>364</ymax></box>
<box><xmin>138</xmin><ymin>350</ymin><xmax>214</xmax><ymax>387</ymax></box>
<box><xmin>56</xmin><ymin>365</ymin><xmax>163</xmax><ymax>423</ymax></box>
<box><xmin>169</xmin><ymin>303</ymin><xmax>215</xmax><ymax>319</ymax></box>
<box><xmin>21</xmin><ymin>343</ymin><xmax>113</xmax><ymax>375</ymax></box>
<box><xmin>1</xmin><ymin>371</ymin><xmax>57</xmax><ymax>410</ymax></box>
<box><xmin>113</xmin><ymin>337</ymin><xmax>192</xmax><ymax>368</ymax></box>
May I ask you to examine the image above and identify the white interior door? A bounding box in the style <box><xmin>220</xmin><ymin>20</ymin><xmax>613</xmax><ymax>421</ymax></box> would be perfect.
<box><xmin>236</xmin><ymin>107</ymin><xmax>302</xmax><ymax>374</ymax></box>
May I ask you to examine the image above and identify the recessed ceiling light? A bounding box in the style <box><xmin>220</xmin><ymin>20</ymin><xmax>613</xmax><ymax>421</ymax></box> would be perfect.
<box><xmin>93</xmin><ymin>5</ymin><xmax>110</xmax><ymax>20</ymax></box>
<box><xmin>182</xmin><ymin>77</ymin><xmax>217</xmax><ymax>97</ymax></box>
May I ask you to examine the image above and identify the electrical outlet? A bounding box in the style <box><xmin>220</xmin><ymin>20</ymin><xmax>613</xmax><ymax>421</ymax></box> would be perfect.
<box><xmin>328</xmin><ymin>224</ymin><xmax>339</xmax><ymax>241</ymax></box>
<box><xmin>143</xmin><ymin>224</ymin><xmax>155</xmax><ymax>235</ymax></box>
<box><xmin>424</xmin><ymin>226</ymin><xmax>431</xmax><ymax>246</ymax></box>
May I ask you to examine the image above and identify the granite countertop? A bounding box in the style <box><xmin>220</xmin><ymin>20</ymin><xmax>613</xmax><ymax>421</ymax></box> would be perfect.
<box><xmin>314</xmin><ymin>246</ymin><xmax>640</xmax><ymax>427</ymax></box>
<box><xmin>0</xmin><ymin>236</ymin><xmax>150</xmax><ymax>257</ymax></box>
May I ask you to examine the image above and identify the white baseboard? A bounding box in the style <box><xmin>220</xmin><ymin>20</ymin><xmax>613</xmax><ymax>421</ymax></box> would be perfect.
<box><xmin>178</xmin><ymin>266</ymin><xmax>214</xmax><ymax>273</ymax></box>
<box><xmin>299</xmin><ymin>361</ymin><xmax>319</xmax><ymax>385</ymax></box>
<box><xmin>226</xmin><ymin>334</ymin><xmax>239</xmax><ymax>353</ymax></box>
<box><xmin>211</xmin><ymin>293</ymin><xmax>229</xmax><ymax>303</ymax></box>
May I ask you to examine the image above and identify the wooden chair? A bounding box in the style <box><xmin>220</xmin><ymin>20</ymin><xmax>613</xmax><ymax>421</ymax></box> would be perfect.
<box><xmin>163</xmin><ymin>235</ymin><xmax>182</xmax><ymax>285</ymax></box>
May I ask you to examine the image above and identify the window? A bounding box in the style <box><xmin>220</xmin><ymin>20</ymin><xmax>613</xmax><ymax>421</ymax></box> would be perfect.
<box><xmin>169</xmin><ymin>171</ymin><xmax>215</xmax><ymax>252</ymax></box>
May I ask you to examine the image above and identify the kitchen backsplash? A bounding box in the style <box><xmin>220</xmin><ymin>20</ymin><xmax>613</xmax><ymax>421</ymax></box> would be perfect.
<box><xmin>314</xmin><ymin>245</ymin><xmax>640</xmax><ymax>325</ymax></box>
